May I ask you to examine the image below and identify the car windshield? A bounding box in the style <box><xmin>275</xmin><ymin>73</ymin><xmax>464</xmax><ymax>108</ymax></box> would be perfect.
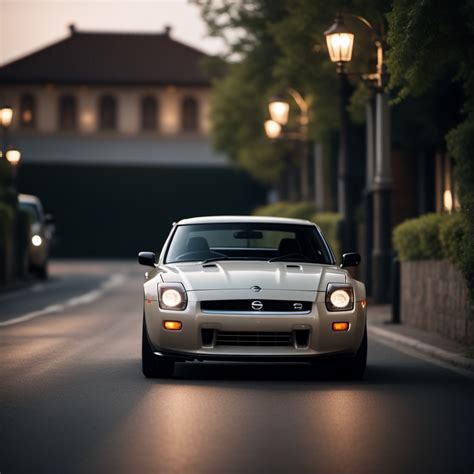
<box><xmin>19</xmin><ymin>202</ymin><xmax>41</xmax><ymax>224</ymax></box>
<box><xmin>165</xmin><ymin>223</ymin><xmax>334</xmax><ymax>264</ymax></box>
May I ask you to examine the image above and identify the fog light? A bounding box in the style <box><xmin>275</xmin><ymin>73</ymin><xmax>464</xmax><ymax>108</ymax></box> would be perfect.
<box><xmin>332</xmin><ymin>322</ymin><xmax>349</xmax><ymax>331</ymax></box>
<box><xmin>163</xmin><ymin>321</ymin><xmax>182</xmax><ymax>331</ymax></box>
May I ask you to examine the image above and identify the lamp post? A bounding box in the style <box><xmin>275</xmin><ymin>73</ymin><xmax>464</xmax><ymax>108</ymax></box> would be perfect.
<box><xmin>325</xmin><ymin>14</ymin><xmax>392</xmax><ymax>302</ymax></box>
<box><xmin>265</xmin><ymin>89</ymin><xmax>313</xmax><ymax>202</ymax></box>
<box><xmin>324</xmin><ymin>17</ymin><xmax>356</xmax><ymax>254</ymax></box>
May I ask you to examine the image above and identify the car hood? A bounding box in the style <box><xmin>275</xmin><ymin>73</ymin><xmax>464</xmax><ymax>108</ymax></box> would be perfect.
<box><xmin>160</xmin><ymin>260</ymin><xmax>345</xmax><ymax>292</ymax></box>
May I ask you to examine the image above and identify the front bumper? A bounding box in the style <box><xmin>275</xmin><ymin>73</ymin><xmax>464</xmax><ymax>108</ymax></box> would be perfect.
<box><xmin>144</xmin><ymin>290</ymin><xmax>367</xmax><ymax>360</ymax></box>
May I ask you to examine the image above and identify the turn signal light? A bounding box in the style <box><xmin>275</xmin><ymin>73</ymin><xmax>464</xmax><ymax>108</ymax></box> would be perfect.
<box><xmin>163</xmin><ymin>321</ymin><xmax>182</xmax><ymax>331</ymax></box>
<box><xmin>360</xmin><ymin>299</ymin><xmax>367</xmax><ymax>309</ymax></box>
<box><xmin>332</xmin><ymin>322</ymin><xmax>349</xmax><ymax>331</ymax></box>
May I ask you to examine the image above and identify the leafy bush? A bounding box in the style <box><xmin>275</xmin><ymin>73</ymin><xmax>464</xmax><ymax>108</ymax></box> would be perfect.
<box><xmin>15</xmin><ymin>208</ymin><xmax>31</xmax><ymax>278</ymax></box>
<box><xmin>393</xmin><ymin>213</ymin><xmax>445</xmax><ymax>261</ymax></box>
<box><xmin>253</xmin><ymin>201</ymin><xmax>316</xmax><ymax>220</ymax></box>
<box><xmin>439</xmin><ymin>212</ymin><xmax>468</xmax><ymax>265</ymax></box>
<box><xmin>312</xmin><ymin>212</ymin><xmax>342</xmax><ymax>260</ymax></box>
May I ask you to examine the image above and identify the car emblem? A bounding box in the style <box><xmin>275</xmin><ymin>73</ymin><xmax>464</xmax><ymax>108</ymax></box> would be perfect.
<box><xmin>251</xmin><ymin>300</ymin><xmax>263</xmax><ymax>311</ymax></box>
<box><xmin>293</xmin><ymin>302</ymin><xmax>303</xmax><ymax>311</ymax></box>
<box><xmin>251</xmin><ymin>286</ymin><xmax>262</xmax><ymax>292</ymax></box>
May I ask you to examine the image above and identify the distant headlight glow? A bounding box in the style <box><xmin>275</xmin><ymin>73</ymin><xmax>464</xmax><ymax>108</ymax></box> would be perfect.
<box><xmin>32</xmin><ymin>235</ymin><xmax>42</xmax><ymax>247</ymax></box>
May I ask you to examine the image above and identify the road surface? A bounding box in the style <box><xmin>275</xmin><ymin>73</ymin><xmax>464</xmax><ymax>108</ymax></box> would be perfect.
<box><xmin>1</xmin><ymin>261</ymin><xmax>474</xmax><ymax>474</ymax></box>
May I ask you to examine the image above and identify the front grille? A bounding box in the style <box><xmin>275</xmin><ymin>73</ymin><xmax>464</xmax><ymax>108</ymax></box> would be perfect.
<box><xmin>215</xmin><ymin>331</ymin><xmax>293</xmax><ymax>347</ymax></box>
<box><xmin>201</xmin><ymin>300</ymin><xmax>312</xmax><ymax>313</ymax></box>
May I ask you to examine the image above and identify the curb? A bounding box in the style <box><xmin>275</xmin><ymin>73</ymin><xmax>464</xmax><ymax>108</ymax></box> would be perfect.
<box><xmin>368</xmin><ymin>325</ymin><xmax>474</xmax><ymax>372</ymax></box>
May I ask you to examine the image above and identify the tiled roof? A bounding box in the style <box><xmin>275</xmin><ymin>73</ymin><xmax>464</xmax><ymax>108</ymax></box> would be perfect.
<box><xmin>0</xmin><ymin>27</ymin><xmax>211</xmax><ymax>86</ymax></box>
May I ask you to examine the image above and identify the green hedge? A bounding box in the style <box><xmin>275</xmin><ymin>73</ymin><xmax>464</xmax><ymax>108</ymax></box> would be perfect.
<box><xmin>252</xmin><ymin>201</ymin><xmax>342</xmax><ymax>260</ymax></box>
<box><xmin>253</xmin><ymin>201</ymin><xmax>316</xmax><ymax>220</ymax></box>
<box><xmin>311</xmin><ymin>212</ymin><xmax>342</xmax><ymax>261</ymax></box>
<box><xmin>393</xmin><ymin>211</ymin><xmax>468</xmax><ymax>263</ymax></box>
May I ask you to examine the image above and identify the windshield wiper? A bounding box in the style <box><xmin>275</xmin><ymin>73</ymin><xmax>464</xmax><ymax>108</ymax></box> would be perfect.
<box><xmin>268</xmin><ymin>253</ymin><xmax>312</xmax><ymax>263</ymax></box>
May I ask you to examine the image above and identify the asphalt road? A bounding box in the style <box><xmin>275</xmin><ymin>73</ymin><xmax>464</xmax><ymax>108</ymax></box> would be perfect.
<box><xmin>1</xmin><ymin>261</ymin><xmax>474</xmax><ymax>474</ymax></box>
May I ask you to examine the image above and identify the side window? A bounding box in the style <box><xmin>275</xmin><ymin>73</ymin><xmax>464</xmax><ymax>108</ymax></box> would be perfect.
<box><xmin>99</xmin><ymin>95</ymin><xmax>117</xmax><ymax>130</ymax></box>
<box><xmin>141</xmin><ymin>96</ymin><xmax>158</xmax><ymax>131</ymax></box>
<box><xmin>20</xmin><ymin>94</ymin><xmax>36</xmax><ymax>129</ymax></box>
<box><xmin>181</xmin><ymin>96</ymin><xmax>199</xmax><ymax>132</ymax></box>
<box><xmin>59</xmin><ymin>94</ymin><xmax>77</xmax><ymax>131</ymax></box>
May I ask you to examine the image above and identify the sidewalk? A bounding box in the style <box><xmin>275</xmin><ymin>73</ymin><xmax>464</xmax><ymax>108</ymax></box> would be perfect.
<box><xmin>368</xmin><ymin>304</ymin><xmax>474</xmax><ymax>373</ymax></box>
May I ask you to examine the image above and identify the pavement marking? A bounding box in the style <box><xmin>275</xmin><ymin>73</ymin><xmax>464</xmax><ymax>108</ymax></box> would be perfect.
<box><xmin>0</xmin><ymin>273</ymin><xmax>127</xmax><ymax>327</ymax></box>
<box><xmin>369</xmin><ymin>326</ymin><xmax>474</xmax><ymax>380</ymax></box>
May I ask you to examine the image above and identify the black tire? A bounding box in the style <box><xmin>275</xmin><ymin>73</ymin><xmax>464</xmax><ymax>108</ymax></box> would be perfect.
<box><xmin>340</xmin><ymin>328</ymin><xmax>367</xmax><ymax>380</ymax></box>
<box><xmin>142</xmin><ymin>316</ymin><xmax>175</xmax><ymax>378</ymax></box>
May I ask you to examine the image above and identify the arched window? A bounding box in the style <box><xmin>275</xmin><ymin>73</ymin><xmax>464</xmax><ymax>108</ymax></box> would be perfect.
<box><xmin>141</xmin><ymin>96</ymin><xmax>158</xmax><ymax>131</ymax></box>
<box><xmin>59</xmin><ymin>94</ymin><xmax>77</xmax><ymax>131</ymax></box>
<box><xmin>181</xmin><ymin>96</ymin><xmax>199</xmax><ymax>132</ymax></box>
<box><xmin>99</xmin><ymin>95</ymin><xmax>117</xmax><ymax>131</ymax></box>
<box><xmin>20</xmin><ymin>94</ymin><xmax>36</xmax><ymax>129</ymax></box>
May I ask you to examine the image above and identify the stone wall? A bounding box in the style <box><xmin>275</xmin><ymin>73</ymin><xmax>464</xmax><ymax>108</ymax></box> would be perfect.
<box><xmin>400</xmin><ymin>260</ymin><xmax>473</xmax><ymax>343</ymax></box>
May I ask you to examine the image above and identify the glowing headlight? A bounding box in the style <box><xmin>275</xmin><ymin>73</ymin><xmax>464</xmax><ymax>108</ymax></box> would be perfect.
<box><xmin>161</xmin><ymin>289</ymin><xmax>182</xmax><ymax>307</ymax></box>
<box><xmin>32</xmin><ymin>235</ymin><xmax>42</xmax><ymax>247</ymax></box>
<box><xmin>325</xmin><ymin>284</ymin><xmax>354</xmax><ymax>311</ymax></box>
<box><xmin>158</xmin><ymin>283</ymin><xmax>187</xmax><ymax>311</ymax></box>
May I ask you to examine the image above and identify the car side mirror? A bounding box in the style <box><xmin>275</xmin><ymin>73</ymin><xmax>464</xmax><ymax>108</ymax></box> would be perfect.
<box><xmin>138</xmin><ymin>251</ymin><xmax>157</xmax><ymax>267</ymax></box>
<box><xmin>341</xmin><ymin>252</ymin><xmax>361</xmax><ymax>268</ymax></box>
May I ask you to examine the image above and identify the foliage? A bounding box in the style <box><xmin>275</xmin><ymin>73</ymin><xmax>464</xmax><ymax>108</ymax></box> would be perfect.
<box><xmin>392</xmin><ymin>212</ymin><xmax>470</xmax><ymax>265</ymax></box>
<box><xmin>388</xmin><ymin>0</ymin><xmax>474</xmax><ymax>301</ymax></box>
<box><xmin>312</xmin><ymin>212</ymin><xmax>342</xmax><ymax>260</ymax></box>
<box><xmin>253</xmin><ymin>200</ymin><xmax>316</xmax><ymax>220</ymax></box>
<box><xmin>439</xmin><ymin>212</ymin><xmax>468</xmax><ymax>266</ymax></box>
<box><xmin>194</xmin><ymin>0</ymin><xmax>392</xmax><ymax>183</ymax></box>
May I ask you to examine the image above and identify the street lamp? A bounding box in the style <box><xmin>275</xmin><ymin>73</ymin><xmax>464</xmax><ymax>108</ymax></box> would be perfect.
<box><xmin>325</xmin><ymin>13</ymin><xmax>392</xmax><ymax>303</ymax></box>
<box><xmin>264</xmin><ymin>89</ymin><xmax>313</xmax><ymax>201</ymax></box>
<box><xmin>268</xmin><ymin>95</ymin><xmax>290</xmax><ymax>125</ymax></box>
<box><xmin>324</xmin><ymin>16</ymin><xmax>355</xmax><ymax>69</ymax></box>
<box><xmin>0</xmin><ymin>106</ymin><xmax>13</xmax><ymax>128</ymax></box>
<box><xmin>264</xmin><ymin>120</ymin><xmax>282</xmax><ymax>139</ymax></box>
<box><xmin>6</xmin><ymin>148</ymin><xmax>21</xmax><ymax>167</ymax></box>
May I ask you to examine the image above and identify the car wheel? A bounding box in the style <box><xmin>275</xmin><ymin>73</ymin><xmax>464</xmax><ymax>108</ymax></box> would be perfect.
<box><xmin>142</xmin><ymin>315</ymin><xmax>175</xmax><ymax>379</ymax></box>
<box><xmin>340</xmin><ymin>327</ymin><xmax>367</xmax><ymax>380</ymax></box>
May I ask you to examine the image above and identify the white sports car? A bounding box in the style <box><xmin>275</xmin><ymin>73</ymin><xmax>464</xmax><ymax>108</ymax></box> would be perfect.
<box><xmin>139</xmin><ymin>216</ymin><xmax>367</xmax><ymax>379</ymax></box>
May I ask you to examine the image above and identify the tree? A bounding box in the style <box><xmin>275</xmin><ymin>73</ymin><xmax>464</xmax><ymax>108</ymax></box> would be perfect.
<box><xmin>194</xmin><ymin>0</ymin><xmax>391</xmax><ymax>189</ymax></box>
<box><xmin>387</xmin><ymin>0</ymin><xmax>474</xmax><ymax>299</ymax></box>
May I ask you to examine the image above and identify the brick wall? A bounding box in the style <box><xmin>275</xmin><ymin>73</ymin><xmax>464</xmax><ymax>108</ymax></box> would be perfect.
<box><xmin>401</xmin><ymin>260</ymin><xmax>473</xmax><ymax>343</ymax></box>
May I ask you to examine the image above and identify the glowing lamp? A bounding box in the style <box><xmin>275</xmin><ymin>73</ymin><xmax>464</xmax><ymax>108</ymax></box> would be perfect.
<box><xmin>264</xmin><ymin>120</ymin><xmax>282</xmax><ymax>139</ymax></box>
<box><xmin>163</xmin><ymin>321</ymin><xmax>182</xmax><ymax>331</ymax></box>
<box><xmin>324</xmin><ymin>16</ymin><xmax>354</xmax><ymax>64</ymax></box>
<box><xmin>6</xmin><ymin>149</ymin><xmax>21</xmax><ymax>166</ymax></box>
<box><xmin>269</xmin><ymin>96</ymin><xmax>290</xmax><ymax>125</ymax></box>
<box><xmin>332</xmin><ymin>322</ymin><xmax>349</xmax><ymax>331</ymax></box>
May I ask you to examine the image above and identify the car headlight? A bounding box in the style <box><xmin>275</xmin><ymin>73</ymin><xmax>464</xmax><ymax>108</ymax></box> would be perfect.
<box><xmin>325</xmin><ymin>283</ymin><xmax>354</xmax><ymax>311</ymax></box>
<box><xmin>158</xmin><ymin>283</ymin><xmax>187</xmax><ymax>310</ymax></box>
<box><xmin>32</xmin><ymin>235</ymin><xmax>42</xmax><ymax>247</ymax></box>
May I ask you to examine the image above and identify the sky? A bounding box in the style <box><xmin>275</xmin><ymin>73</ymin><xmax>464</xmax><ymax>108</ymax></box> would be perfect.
<box><xmin>0</xmin><ymin>0</ymin><xmax>228</xmax><ymax>65</ymax></box>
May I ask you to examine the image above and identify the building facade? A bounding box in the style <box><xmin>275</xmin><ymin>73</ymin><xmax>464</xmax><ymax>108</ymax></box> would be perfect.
<box><xmin>0</xmin><ymin>26</ymin><xmax>265</xmax><ymax>257</ymax></box>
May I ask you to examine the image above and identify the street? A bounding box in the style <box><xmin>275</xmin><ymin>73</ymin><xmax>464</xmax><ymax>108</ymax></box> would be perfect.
<box><xmin>1</xmin><ymin>261</ymin><xmax>474</xmax><ymax>474</ymax></box>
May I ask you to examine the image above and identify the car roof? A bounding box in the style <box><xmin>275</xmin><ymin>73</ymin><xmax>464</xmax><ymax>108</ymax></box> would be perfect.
<box><xmin>18</xmin><ymin>194</ymin><xmax>41</xmax><ymax>205</ymax></box>
<box><xmin>176</xmin><ymin>215</ymin><xmax>316</xmax><ymax>226</ymax></box>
